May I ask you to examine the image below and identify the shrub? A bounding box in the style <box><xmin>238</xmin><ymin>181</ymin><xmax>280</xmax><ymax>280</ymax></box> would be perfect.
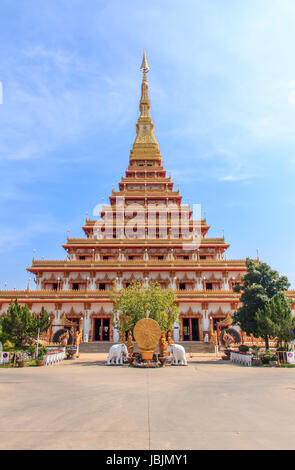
<box><xmin>239</xmin><ymin>345</ymin><xmax>249</xmax><ymax>353</ymax></box>
<box><xmin>37</xmin><ymin>344</ymin><xmax>47</xmax><ymax>359</ymax></box>
<box><xmin>261</xmin><ymin>351</ymin><xmax>277</xmax><ymax>364</ymax></box>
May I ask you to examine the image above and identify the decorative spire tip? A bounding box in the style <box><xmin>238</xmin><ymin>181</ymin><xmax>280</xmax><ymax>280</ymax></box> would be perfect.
<box><xmin>140</xmin><ymin>51</ymin><xmax>150</xmax><ymax>74</ymax></box>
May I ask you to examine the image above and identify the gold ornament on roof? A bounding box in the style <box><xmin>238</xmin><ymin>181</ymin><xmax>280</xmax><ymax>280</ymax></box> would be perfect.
<box><xmin>140</xmin><ymin>51</ymin><xmax>150</xmax><ymax>73</ymax></box>
<box><xmin>130</xmin><ymin>51</ymin><xmax>161</xmax><ymax>160</ymax></box>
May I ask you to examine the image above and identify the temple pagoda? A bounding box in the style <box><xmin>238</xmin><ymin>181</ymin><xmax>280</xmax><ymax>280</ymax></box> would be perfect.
<box><xmin>1</xmin><ymin>53</ymin><xmax>293</xmax><ymax>344</ymax></box>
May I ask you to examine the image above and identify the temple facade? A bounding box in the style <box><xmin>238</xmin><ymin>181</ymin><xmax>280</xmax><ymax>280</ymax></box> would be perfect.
<box><xmin>1</xmin><ymin>53</ymin><xmax>294</xmax><ymax>343</ymax></box>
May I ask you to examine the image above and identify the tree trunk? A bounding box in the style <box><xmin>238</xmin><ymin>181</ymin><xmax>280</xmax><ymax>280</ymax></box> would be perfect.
<box><xmin>265</xmin><ymin>335</ymin><xmax>269</xmax><ymax>350</ymax></box>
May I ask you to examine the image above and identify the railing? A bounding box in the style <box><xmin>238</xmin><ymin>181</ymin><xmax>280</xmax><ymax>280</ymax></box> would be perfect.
<box><xmin>31</xmin><ymin>258</ymin><xmax>247</xmax><ymax>267</ymax></box>
<box><xmin>111</xmin><ymin>190</ymin><xmax>180</xmax><ymax>197</ymax></box>
<box><xmin>64</xmin><ymin>237</ymin><xmax>224</xmax><ymax>244</ymax></box>
<box><xmin>0</xmin><ymin>289</ymin><xmax>242</xmax><ymax>299</ymax></box>
<box><xmin>44</xmin><ymin>348</ymin><xmax>66</xmax><ymax>366</ymax></box>
<box><xmin>230</xmin><ymin>351</ymin><xmax>252</xmax><ymax>367</ymax></box>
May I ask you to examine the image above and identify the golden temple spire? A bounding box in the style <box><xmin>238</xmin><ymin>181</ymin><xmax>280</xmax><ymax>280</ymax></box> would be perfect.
<box><xmin>129</xmin><ymin>52</ymin><xmax>161</xmax><ymax>162</ymax></box>
<box><xmin>140</xmin><ymin>51</ymin><xmax>150</xmax><ymax>74</ymax></box>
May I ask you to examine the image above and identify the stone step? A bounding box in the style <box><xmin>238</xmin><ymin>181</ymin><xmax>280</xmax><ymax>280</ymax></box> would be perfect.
<box><xmin>80</xmin><ymin>342</ymin><xmax>115</xmax><ymax>353</ymax></box>
<box><xmin>178</xmin><ymin>342</ymin><xmax>215</xmax><ymax>353</ymax></box>
<box><xmin>80</xmin><ymin>341</ymin><xmax>215</xmax><ymax>354</ymax></box>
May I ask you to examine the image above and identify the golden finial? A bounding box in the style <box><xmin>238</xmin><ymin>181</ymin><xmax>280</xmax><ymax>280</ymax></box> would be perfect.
<box><xmin>129</xmin><ymin>51</ymin><xmax>161</xmax><ymax>162</ymax></box>
<box><xmin>140</xmin><ymin>51</ymin><xmax>150</xmax><ymax>74</ymax></box>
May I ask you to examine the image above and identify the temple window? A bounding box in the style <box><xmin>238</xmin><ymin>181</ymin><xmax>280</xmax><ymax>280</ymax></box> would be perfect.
<box><xmin>179</xmin><ymin>283</ymin><xmax>186</xmax><ymax>290</ymax></box>
<box><xmin>158</xmin><ymin>256</ymin><xmax>164</xmax><ymax>260</ymax></box>
<box><xmin>200</xmin><ymin>255</ymin><xmax>206</xmax><ymax>260</ymax></box>
<box><xmin>99</xmin><ymin>283</ymin><xmax>106</xmax><ymax>291</ymax></box>
<box><xmin>53</xmin><ymin>283</ymin><xmax>58</xmax><ymax>291</ymax></box>
<box><xmin>183</xmin><ymin>256</ymin><xmax>189</xmax><ymax>260</ymax></box>
<box><xmin>103</xmin><ymin>256</ymin><xmax>109</xmax><ymax>260</ymax></box>
<box><xmin>79</xmin><ymin>256</ymin><xmax>85</xmax><ymax>260</ymax></box>
<box><xmin>206</xmin><ymin>283</ymin><xmax>213</xmax><ymax>290</ymax></box>
<box><xmin>72</xmin><ymin>283</ymin><xmax>79</xmax><ymax>291</ymax></box>
<box><xmin>129</xmin><ymin>256</ymin><xmax>134</xmax><ymax>260</ymax></box>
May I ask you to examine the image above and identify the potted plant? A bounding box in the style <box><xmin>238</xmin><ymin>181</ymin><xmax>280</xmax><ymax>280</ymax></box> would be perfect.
<box><xmin>16</xmin><ymin>351</ymin><xmax>30</xmax><ymax>367</ymax></box>
<box><xmin>250</xmin><ymin>346</ymin><xmax>262</xmax><ymax>366</ymax></box>
<box><xmin>221</xmin><ymin>348</ymin><xmax>232</xmax><ymax>360</ymax></box>
<box><xmin>36</xmin><ymin>345</ymin><xmax>47</xmax><ymax>366</ymax></box>
<box><xmin>261</xmin><ymin>351</ymin><xmax>277</xmax><ymax>366</ymax></box>
<box><xmin>269</xmin><ymin>353</ymin><xmax>278</xmax><ymax>367</ymax></box>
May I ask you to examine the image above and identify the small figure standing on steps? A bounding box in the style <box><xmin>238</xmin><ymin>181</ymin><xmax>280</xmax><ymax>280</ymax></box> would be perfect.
<box><xmin>127</xmin><ymin>329</ymin><xmax>134</xmax><ymax>357</ymax></box>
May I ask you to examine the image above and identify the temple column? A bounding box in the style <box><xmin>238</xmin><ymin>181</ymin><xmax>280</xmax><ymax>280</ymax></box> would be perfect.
<box><xmin>112</xmin><ymin>311</ymin><xmax>120</xmax><ymax>342</ymax></box>
<box><xmin>195</xmin><ymin>272</ymin><xmax>202</xmax><ymax>290</ymax></box>
<box><xmin>63</xmin><ymin>273</ymin><xmax>69</xmax><ymax>290</ymax></box>
<box><xmin>222</xmin><ymin>271</ymin><xmax>229</xmax><ymax>290</ymax></box>
<box><xmin>83</xmin><ymin>303</ymin><xmax>91</xmax><ymax>342</ymax></box>
<box><xmin>201</xmin><ymin>303</ymin><xmax>209</xmax><ymax>340</ymax></box>
<box><xmin>173</xmin><ymin>321</ymin><xmax>180</xmax><ymax>341</ymax></box>
<box><xmin>116</xmin><ymin>272</ymin><xmax>123</xmax><ymax>289</ymax></box>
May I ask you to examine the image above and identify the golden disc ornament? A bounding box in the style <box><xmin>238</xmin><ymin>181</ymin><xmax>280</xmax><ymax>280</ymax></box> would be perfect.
<box><xmin>134</xmin><ymin>318</ymin><xmax>161</xmax><ymax>361</ymax></box>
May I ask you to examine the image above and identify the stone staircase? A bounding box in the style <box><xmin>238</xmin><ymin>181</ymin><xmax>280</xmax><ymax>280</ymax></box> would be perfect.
<box><xmin>80</xmin><ymin>341</ymin><xmax>215</xmax><ymax>354</ymax></box>
<box><xmin>80</xmin><ymin>342</ymin><xmax>115</xmax><ymax>353</ymax></box>
<box><xmin>178</xmin><ymin>341</ymin><xmax>215</xmax><ymax>353</ymax></box>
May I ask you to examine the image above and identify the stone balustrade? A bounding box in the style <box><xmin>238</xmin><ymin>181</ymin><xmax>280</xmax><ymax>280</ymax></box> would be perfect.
<box><xmin>230</xmin><ymin>351</ymin><xmax>252</xmax><ymax>367</ymax></box>
<box><xmin>44</xmin><ymin>349</ymin><xmax>66</xmax><ymax>366</ymax></box>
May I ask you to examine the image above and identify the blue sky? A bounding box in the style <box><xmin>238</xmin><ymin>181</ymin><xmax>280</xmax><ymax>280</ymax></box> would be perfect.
<box><xmin>0</xmin><ymin>0</ymin><xmax>295</xmax><ymax>288</ymax></box>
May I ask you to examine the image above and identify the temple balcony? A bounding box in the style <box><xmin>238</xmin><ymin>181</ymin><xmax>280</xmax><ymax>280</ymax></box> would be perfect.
<box><xmin>30</xmin><ymin>258</ymin><xmax>247</xmax><ymax>267</ymax></box>
<box><xmin>64</xmin><ymin>236</ymin><xmax>225</xmax><ymax>246</ymax></box>
<box><xmin>0</xmin><ymin>289</ymin><xmax>294</xmax><ymax>305</ymax></box>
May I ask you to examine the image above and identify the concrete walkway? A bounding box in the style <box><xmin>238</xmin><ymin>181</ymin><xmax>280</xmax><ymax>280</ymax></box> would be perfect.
<box><xmin>1</xmin><ymin>353</ymin><xmax>295</xmax><ymax>450</ymax></box>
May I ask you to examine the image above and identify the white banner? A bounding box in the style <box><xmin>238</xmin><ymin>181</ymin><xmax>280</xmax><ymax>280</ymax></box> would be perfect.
<box><xmin>286</xmin><ymin>352</ymin><xmax>295</xmax><ymax>364</ymax></box>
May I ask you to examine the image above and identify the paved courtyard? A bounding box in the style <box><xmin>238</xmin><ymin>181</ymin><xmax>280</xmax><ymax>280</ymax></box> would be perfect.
<box><xmin>1</xmin><ymin>353</ymin><xmax>295</xmax><ymax>450</ymax></box>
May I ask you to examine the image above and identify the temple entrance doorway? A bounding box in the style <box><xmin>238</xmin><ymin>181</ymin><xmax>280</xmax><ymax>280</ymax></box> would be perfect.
<box><xmin>182</xmin><ymin>317</ymin><xmax>199</xmax><ymax>341</ymax></box>
<box><xmin>93</xmin><ymin>318</ymin><xmax>110</xmax><ymax>341</ymax></box>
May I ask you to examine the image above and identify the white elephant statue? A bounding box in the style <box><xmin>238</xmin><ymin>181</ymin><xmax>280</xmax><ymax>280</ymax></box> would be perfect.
<box><xmin>107</xmin><ymin>343</ymin><xmax>128</xmax><ymax>365</ymax></box>
<box><xmin>167</xmin><ymin>343</ymin><xmax>187</xmax><ymax>365</ymax></box>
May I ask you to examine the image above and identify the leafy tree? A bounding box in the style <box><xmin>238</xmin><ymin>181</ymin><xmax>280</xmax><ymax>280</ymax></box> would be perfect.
<box><xmin>0</xmin><ymin>325</ymin><xmax>8</xmax><ymax>346</ymax></box>
<box><xmin>31</xmin><ymin>307</ymin><xmax>52</xmax><ymax>338</ymax></box>
<box><xmin>0</xmin><ymin>300</ymin><xmax>51</xmax><ymax>349</ymax></box>
<box><xmin>233</xmin><ymin>258</ymin><xmax>290</xmax><ymax>349</ymax></box>
<box><xmin>256</xmin><ymin>293</ymin><xmax>295</xmax><ymax>349</ymax></box>
<box><xmin>110</xmin><ymin>281</ymin><xmax>179</xmax><ymax>334</ymax></box>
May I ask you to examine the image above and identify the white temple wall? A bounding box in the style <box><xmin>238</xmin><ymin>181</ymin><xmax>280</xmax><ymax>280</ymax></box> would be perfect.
<box><xmin>176</xmin><ymin>272</ymin><xmax>195</xmax><ymax>280</ymax></box>
<box><xmin>178</xmin><ymin>303</ymin><xmax>202</xmax><ymax>314</ymax></box>
<box><xmin>60</xmin><ymin>303</ymin><xmax>85</xmax><ymax>315</ymax></box>
<box><xmin>122</xmin><ymin>272</ymin><xmax>142</xmax><ymax>281</ymax></box>
<box><xmin>96</xmin><ymin>272</ymin><xmax>116</xmax><ymax>280</ymax></box>
<box><xmin>208</xmin><ymin>303</ymin><xmax>232</xmax><ymax>314</ymax></box>
<box><xmin>30</xmin><ymin>303</ymin><xmax>55</xmax><ymax>315</ymax></box>
<box><xmin>149</xmin><ymin>272</ymin><xmax>169</xmax><ymax>280</ymax></box>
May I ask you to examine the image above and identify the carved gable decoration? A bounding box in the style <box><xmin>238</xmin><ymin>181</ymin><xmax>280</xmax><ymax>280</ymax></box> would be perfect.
<box><xmin>71</xmin><ymin>273</ymin><xmax>86</xmax><ymax>283</ymax></box>
<box><xmin>68</xmin><ymin>307</ymin><xmax>76</xmax><ymax>316</ymax></box>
